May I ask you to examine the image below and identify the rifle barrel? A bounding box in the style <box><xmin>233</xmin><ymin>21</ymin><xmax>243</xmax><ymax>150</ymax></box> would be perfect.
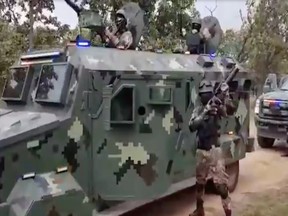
<box><xmin>214</xmin><ymin>66</ymin><xmax>239</xmax><ymax>93</ymax></box>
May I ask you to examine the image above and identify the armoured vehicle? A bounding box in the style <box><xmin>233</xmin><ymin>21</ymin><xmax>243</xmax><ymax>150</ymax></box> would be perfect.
<box><xmin>254</xmin><ymin>73</ymin><xmax>288</xmax><ymax>148</ymax></box>
<box><xmin>0</xmin><ymin>3</ymin><xmax>254</xmax><ymax>216</ymax></box>
<box><xmin>0</xmin><ymin>47</ymin><xmax>255</xmax><ymax>216</ymax></box>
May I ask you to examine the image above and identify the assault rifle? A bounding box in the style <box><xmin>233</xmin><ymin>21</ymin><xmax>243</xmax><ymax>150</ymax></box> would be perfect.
<box><xmin>207</xmin><ymin>65</ymin><xmax>240</xmax><ymax>107</ymax></box>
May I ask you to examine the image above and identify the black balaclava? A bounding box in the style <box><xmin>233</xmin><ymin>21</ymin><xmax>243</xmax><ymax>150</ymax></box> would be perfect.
<box><xmin>199</xmin><ymin>92</ymin><xmax>213</xmax><ymax>105</ymax></box>
<box><xmin>115</xmin><ymin>14</ymin><xmax>127</xmax><ymax>31</ymax></box>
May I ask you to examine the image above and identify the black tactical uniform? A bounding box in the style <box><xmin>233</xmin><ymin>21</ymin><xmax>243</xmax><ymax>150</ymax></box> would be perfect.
<box><xmin>186</xmin><ymin>18</ymin><xmax>204</xmax><ymax>54</ymax></box>
<box><xmin>188</xmin><ymin>80</ymin><xmax>234</xmax><ymax>216</ymax></box>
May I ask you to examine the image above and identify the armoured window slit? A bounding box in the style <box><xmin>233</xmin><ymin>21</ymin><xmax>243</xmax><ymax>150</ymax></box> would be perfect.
<box><xmin>147</xmin><ymin>86</ymin><xmax>173</xmax><ymax>105</ymax></box>
<box><xmin>243</xmin><ymin>79</ymin><xmax>251</xmax><ymax>91</ymax></box>
<box><xmin>110</xmin><ymin>85</ymin><xmax>135</xmax><ymax>124</ymax></box>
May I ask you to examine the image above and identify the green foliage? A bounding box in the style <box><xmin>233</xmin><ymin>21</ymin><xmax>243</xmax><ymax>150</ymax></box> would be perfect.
<box><xmin>248</xmin><ymin>0</ymin><xmax>288</xmax><ymax>80</ymax></box>
<box><xmin>0</xmin><ymin>21</ymin><xmax>25</xmax><ymax>92</ymax></box>
<box><xmin>235</xmin><ymin>0</ymin><xmax>288</xmax><ymax>82</ymax></box>
<box><xmin>216</xmin><ymin>0</ymin><xmax>288</xmax><ymax>84</ymax></box>
<box><xmin>218</xmin><ymin>29</ymin><xmax>242</xmax><ymax>58</ymax></box>
<box><xmin>0</xmin><ymin>0</ymin><xmax>59</xmax><ymax>25</ymax></box>
<box><xmin>0</xmin><ymin>0</ymin><xmax>72</xmax><ymax>92</ymax></box>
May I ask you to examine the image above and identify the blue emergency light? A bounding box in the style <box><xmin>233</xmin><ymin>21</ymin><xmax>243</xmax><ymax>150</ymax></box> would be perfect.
<box><xmin>76</xmin><ymin>40</ymin><xmax>91</xmax><ymax>47</ymax></box>
<box><xmin>209</xmin><ymin>51</ymin><xmax>217</xmax><ymax>60</ymax></box>
<box><xmin>264</xmin><ymin>99</ymin><xmax>282</xmax><ymax>108</ymax></box>
<box><xmin>75</xmin><ymin>35</ymin><xmax>91</xmax><ymax>47</ymax></box>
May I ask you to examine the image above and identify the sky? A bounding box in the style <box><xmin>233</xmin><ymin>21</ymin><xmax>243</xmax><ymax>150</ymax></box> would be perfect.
<box><xmin>53</xmin><ymin>0</ymin><xmax>247</xmax><ymax>30</ymax></box>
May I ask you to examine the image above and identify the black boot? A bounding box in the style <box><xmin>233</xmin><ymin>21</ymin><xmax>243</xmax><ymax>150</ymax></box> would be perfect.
<box><xmin>189</xmin><ymin>199</ymin><xmax>205</xmax><ymax>216</ymax></box>
<box><xmin>224</xmin><ymin>209</ymin><xmax>231</xmax><ymax>216</ymax></box>
<box><xmin>189</xmin><ymin>207</ymin><xmax>204</xmax><ymax>216</ymax></box>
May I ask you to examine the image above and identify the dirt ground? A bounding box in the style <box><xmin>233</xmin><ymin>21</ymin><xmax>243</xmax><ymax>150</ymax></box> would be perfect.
<box><xmin>125</xmin><ymin>112</ymin><xmax>288</xmax><ymax>216</ymax></box>
<box><xmin>125</xmin><ymin>145</ymin><xmax>288</xmax><ymax>216</ymax></box>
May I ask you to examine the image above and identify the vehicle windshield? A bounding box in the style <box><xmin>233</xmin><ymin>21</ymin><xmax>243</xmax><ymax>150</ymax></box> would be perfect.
<box><xmin>2</xmin><ymin>67</ymin><xmax>29</xmax><ymax>99</ymax></box>
<box><xmin>280</xmin><ymin>80</ymin><xmax>288</xmax><ymax>90</ymax></box>
<box><xmin>35</xmin><ymin>63</ymin><xmax>67</xmax><ymax>103</ymax></box>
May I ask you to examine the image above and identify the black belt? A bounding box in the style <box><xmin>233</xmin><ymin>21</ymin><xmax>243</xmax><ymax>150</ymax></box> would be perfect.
<box><xmin>197</xmin><ymin>143</ymin><xmax>216</xmax><ymax>151</ymax></box>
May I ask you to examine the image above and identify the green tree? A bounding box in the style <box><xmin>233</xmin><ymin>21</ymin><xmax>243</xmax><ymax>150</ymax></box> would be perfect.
<box><xmin>242</xmin><ymin>0</ymin><xmax>288</xmax><ymax>83</ymax></box>
<box><xmin>0</xmin><ymin>0</ymin><xmax>71</xmax><ymax>49</ymax></box>
<box><xmin>0</xmin><ymin>21</ymin><xmax>25</xmax><ymax>92</ymax></box>
<box><xmin>218</xmin><ymin>29</ymin><xmax>242</xmax><ymax>58</ymax></box>
<box><xmin>217</xmin><ymin>0</ymin><xmax>288</xmax><ymax>84</ymax></box>
<box><xmin>0</xmin><ymin>0</ymin><xmax>72</xmax><ymax>92</ymax></box>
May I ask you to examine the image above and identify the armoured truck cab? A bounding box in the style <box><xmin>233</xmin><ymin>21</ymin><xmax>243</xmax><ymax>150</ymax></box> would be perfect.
<box><xmin>255</xmin><ymin>73</ymin><xmax>288</xmax><ymax>148</ymax></box>
<box><xmin>0</xmin><ymin>45</ymin><xmax>254</xmax><ymax>215</ymax></box>
<box><xmin>0</xmin><ymin>47</ymin><xmax>95</xmax><ymax>215</ymax></box>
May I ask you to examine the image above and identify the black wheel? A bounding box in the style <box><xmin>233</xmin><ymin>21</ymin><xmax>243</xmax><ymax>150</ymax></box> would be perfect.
<box><xmin>257</xmin><ymin>136</ymin><xmax>275</xmax><ymax>148</ymax></box>
<box><xmin>226</xmin><ymin>161</ymin><xmax>239</xmax><ymax>193</ymax></box>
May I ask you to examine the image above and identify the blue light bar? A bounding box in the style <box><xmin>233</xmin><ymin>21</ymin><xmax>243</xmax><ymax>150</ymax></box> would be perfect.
<box><xmin>21</xmin><ymin>51</ymin><xmax>61</xmax><ymax>59</ymax></box>
<box><xmin>209</xmin><ymin>50</ymin><xmax>217</xmax><ymax>60</ymax></box>
<box><xmin>76</xmin><ymin>40</ymin><xmax>91</xmax><ymax>47</ymax></box>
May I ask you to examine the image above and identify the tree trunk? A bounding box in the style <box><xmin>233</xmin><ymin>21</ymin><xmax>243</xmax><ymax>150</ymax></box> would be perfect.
<box><xmin>28</xmin><ymin>0</ymin><xmax>34</xmax><ymax>50</ymax></box>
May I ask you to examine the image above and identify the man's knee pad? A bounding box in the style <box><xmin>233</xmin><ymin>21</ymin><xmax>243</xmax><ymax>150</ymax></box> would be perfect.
<box><xmin>215</xmin><ymin>184</ymin><xmax>229</xmax><ymax>199</ymax></box>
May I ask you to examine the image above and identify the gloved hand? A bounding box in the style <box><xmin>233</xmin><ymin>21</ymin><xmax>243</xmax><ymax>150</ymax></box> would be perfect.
<box><xmin>204</xmin><ymin>104</ymin><xmax>218</xmax><ymax>115</ymax></box>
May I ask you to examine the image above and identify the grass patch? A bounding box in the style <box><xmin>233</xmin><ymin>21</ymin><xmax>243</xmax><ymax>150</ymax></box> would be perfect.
<box><xmin>239</xmin><ymin>185</ymin><xmax>288</xmax><ymax>216</ymax></box>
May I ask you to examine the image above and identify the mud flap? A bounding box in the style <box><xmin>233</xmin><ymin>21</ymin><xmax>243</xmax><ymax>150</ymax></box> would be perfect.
<box><xmin>246</xmin><ymin>136</ymin><xmax>255</xmax><ymax>152</ymax></box>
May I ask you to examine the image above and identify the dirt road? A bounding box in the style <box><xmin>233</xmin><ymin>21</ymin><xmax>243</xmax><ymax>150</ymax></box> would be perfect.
<box><xmin>125</xmin><ymin>120</ymin><xmax>288</xmax><ymax>216</ymax></box>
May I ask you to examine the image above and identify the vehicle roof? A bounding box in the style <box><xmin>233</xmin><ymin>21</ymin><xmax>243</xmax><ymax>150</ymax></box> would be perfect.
<box><xmin>69</xmin><ymin>47</ymin><xmax>248</xmax><ymax>77</ymax></box>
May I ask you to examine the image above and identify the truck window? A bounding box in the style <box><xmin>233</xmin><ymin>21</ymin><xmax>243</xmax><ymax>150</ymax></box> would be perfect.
<box><xmin>35</xmin><ymin>63</ymin><xmax>70</xmax><ymax>104</ymax></box>
<box><xmin>280</xmin><ymin>80</ymin><xmax>288</xmax><ymax>90</ymax></box>
<box><xmin>2</xmin><ymin>66</ymin><xmax>29</xmax><ymax>100</ymax></box>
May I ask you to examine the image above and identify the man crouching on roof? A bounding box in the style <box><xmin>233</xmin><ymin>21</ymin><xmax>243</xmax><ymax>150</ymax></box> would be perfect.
<box><xmin>104</xmin><ymin>12</ymin><xmax>133</xmax><ymax>50</ymax></box>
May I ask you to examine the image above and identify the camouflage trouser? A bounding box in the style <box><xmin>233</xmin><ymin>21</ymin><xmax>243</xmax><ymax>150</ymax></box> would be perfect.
<box><xmin>195</xmin><ymin>146</ymin><xmax>231</xmax><ymax>211</ymax></box>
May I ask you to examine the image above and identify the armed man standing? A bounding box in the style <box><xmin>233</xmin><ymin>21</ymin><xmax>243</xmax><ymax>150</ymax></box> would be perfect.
<box><xmin>185</xmin><ymin>18</ymin><xmax>203</xmax><ymax>54</ymax></box>
<box><xmin>104</xmin><ymin>12</ymin><xmax>133</xmax><ymax>50</ymax></box>
<box><xmin>189</xmin><ymin>80</ymin><xmax>235</xmax><ymax>216</ymax></box>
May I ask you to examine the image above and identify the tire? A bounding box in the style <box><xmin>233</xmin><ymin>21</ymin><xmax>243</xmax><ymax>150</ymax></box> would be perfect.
<box><xmin>257</xmin><ymin>136</ymin><xmax>275</xmax><ymax>148</ymax></box>
<box><xmin>205</xmin><ymin>161</ymin><xmax>239</xmax><ymax>194</ymax></box>
<box><xmin>94</xmin><ymin>196</ymin><xmax>109</xmax><ymax>212</ymax></box>
<box><xmin>226</xmin><ymin>161</ymin><xmax>239</xmax><ymax>193</ymax></box>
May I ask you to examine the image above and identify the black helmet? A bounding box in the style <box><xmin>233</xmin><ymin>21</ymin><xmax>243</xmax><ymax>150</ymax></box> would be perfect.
<box><xmin>198</xmin><ymin>80</ymin><xmax>213</xmax><ymax>105</ymax></box>
<box><xmin>192</xmin><ymin>18</ymin><xmax>201</xmax><ymax>31</ymax></box>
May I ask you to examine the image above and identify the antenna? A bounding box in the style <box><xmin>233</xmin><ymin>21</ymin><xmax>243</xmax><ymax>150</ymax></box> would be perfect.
<box><xmin>205</xmin><ymin>0</ymin><xmax>218</xmax><ymax>16</ymax></box>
